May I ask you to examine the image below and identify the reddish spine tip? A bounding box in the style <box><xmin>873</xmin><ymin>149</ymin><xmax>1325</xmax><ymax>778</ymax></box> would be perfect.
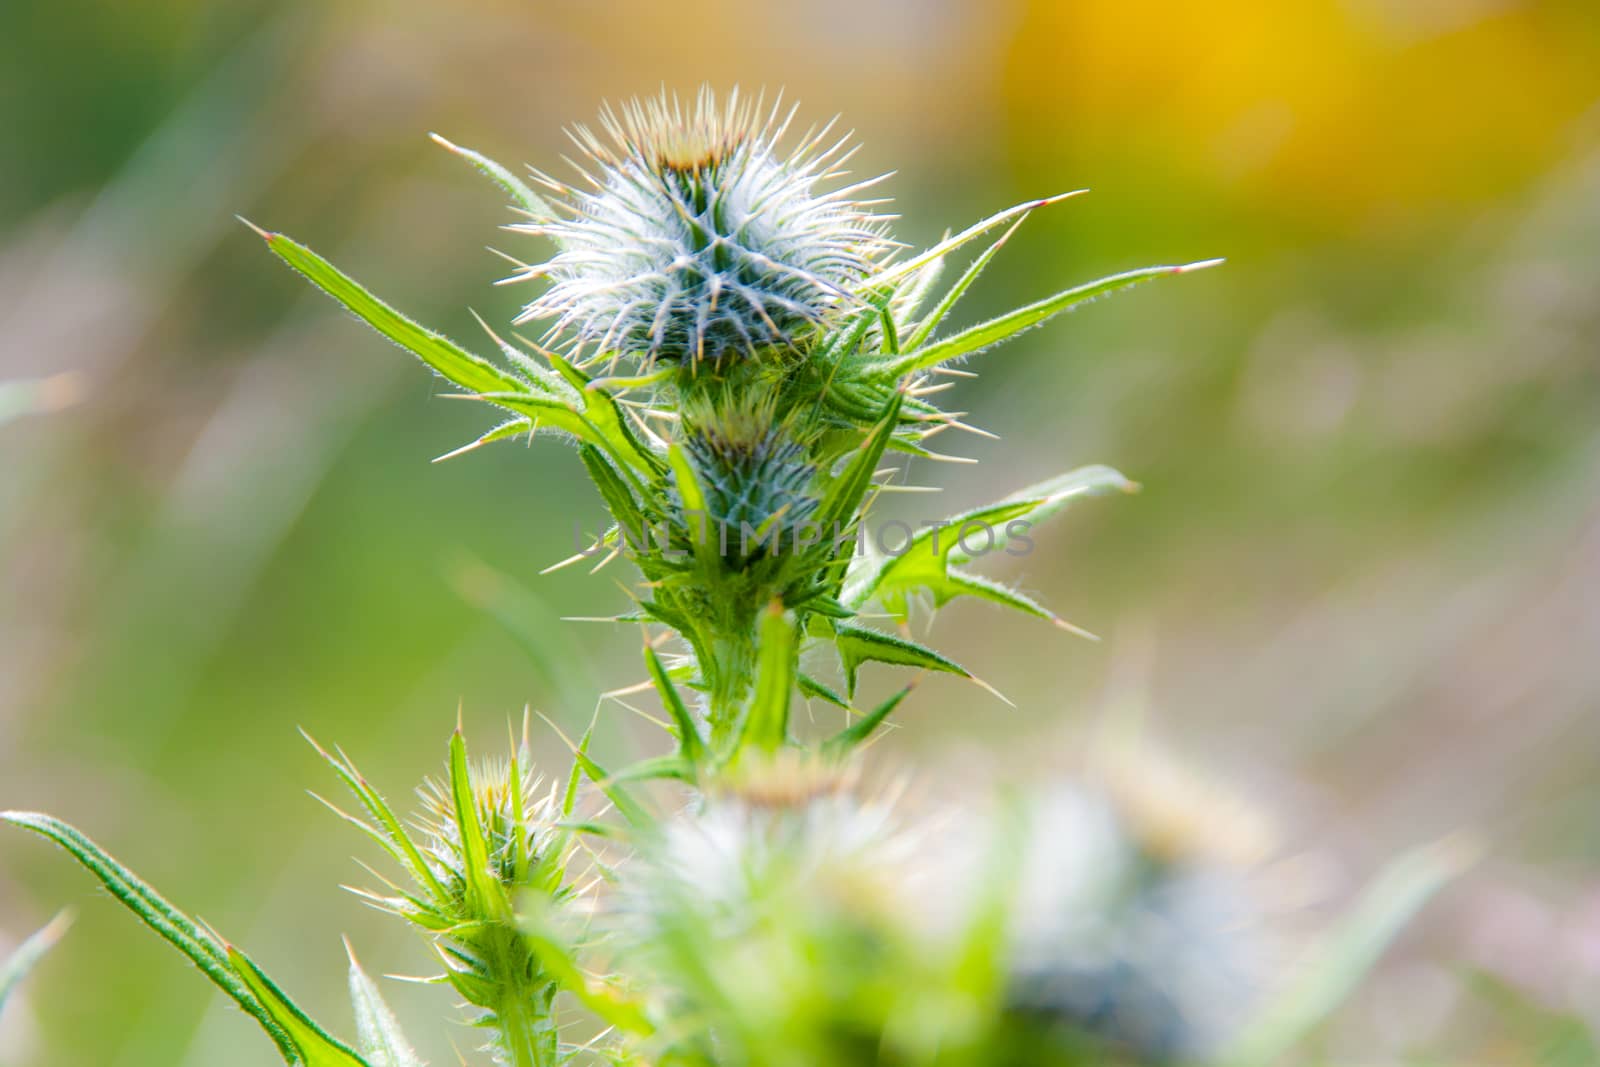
<box><xmin>235</xmin><ymin>215</ymin><xmax>277</xmax><ymax>242</ymax></box>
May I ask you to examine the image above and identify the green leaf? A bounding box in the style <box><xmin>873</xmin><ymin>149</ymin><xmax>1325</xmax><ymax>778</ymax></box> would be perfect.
<box><xmin>903</xmin><ymin>211</ymin><xmax>1029</xmax><ymax>351</ymax></box>
<box><xmin>0</xmin><ymin>910</ymin><xmax>71</xmax><ymax>1017</ymax></box>
<box><xmin>808</xmin><ymin>303</ymin><xmax>879</xmax><ymax>370</ymax></box>
<box><xmin>345</xmin><ymin>942</ymin><xmax>424</xmax><ymax>1067</ymax></box>
<box><xmin>252</xmin><ymin>226</ymin><xmax>526</xmax><ymax>398</ymax></box>
<box><xmin>813</xmin><ymin>393</ymin><xmax>903</xmax><ymax>548</ymax></box>
<box><xmin>536</xmin><ymin>711</ymin><xmax>602</xmax><ymax>888</ymax></box>
<box><xmin>1</xmin><ymin>811</ymin><xmax>300</xmax><ymax>1062</ymax></box>
<box><xmin>737</xmin><ymin>602</ymin><xmax>797</xmax><ymax>755</ymax></box>
<box><xmin>431</xmin><ymin>132</ymin><xmax>552</xmax><ymax>219</ymax></box>
<box><xmin>637</xmin><ymin>598</ymin><xmax>713</xmax><ymax>678</ymax></box>
<box><xmin>539</xmin><ymin>347</ymin><xmax>660</xmax><ymax>477</ymax></box>
<box><xmin>574</xmin><ymin>748</ymin><xmax>653</xmax><ymax>828</ymax></box>
<box><xmin>470</xmin><ymin>313</ymin><xmax>573</xmax><ymax>398</ymax></box>
<box><xmin>894</xmin><ymin>251</ymin><xmax>947</xmax><ymax>324</ymax></box>
<box><xmin>645</xmin><ymin>642</ymin><xmax>707</xmax><ymax>766</ymax></box>
<box><xmin>446</xmin><ymin>729</ymin><xmax>503</xmax><ymax>920</ymax></box>
<box><xmin>944</xmin><ymin>571</ymin><xmax>1049</xmax><ymax>615</ymax></box>
<box><xmin>845</xmin><ymin>465</ymin><xmax>1135</xmax><ymax>622</ymax></box>
<box><xmin>876</xmin><ymin>298</ymin><xmax>902</xmax><ymax>356</ymax></box>
<box><xmin>832</xmin><ymin>623</ymin><xmax>971</xmax><ymax>698</ymax></box>
<box><xmin>858</xmin><ymin>191</ymin><xmax>1087</xmax><ymax>291</ymax></box>
<box><xmin>469</xmin><ymin>392</ymin><xmax>604</xmax><ymax>452</ymax></box>
<box><xmin>609</xmin><ymin>754</ymin><xmax>696</xmax><ymax>784</ymax></box>
<box><xmin>561</xmin><ymin>714</ymin><xmax>596</xmax><ymax>820</ymax></box>
<box><xmin>798</xmin><ymin>672</ymin><xmax>851</xmax><ymax>709</ymax></box>
<box><xmin>507</xmin><ymin>720</ymin><xmax>532</xmax><ymax>888</ymax></box>
<box><xmin>667</xmin><ymin>441</ymin><xmax>721</xmax><ymax>573</ymax></box>
<box><xmin>539</xmin><ymin>715</ymin><xmax>652</xmax><ymax>829</ymax></box>
<box><xmin>577</xmin><ymin>446</ymin><xmax>647</xmax><ymax>549</ymax></box>
<box><xmin>877</xmin><ymin>260</ymin><xmax>1223</xmax><ymax>378</ymax></box>
<box><xmin>230</xmin><ymin>946</ymin><xmax>370</xmax><ymax>1067</ymax></box>
<box><xmin>517</xmin><ymin>905</ymin><xmax>654</xmax><ymax>1036</ymax></box>
<box><xmin>304</xmin><ymin>733</ymin><xmax>448</xmax><ymax>906</ymax></box>
<box><xmin>822</xmin><ymin>685</ymin><xmax>913</xmax><ymax>756</ymax></box>
<box><xmin>1227</xmin><ymin>834</ymin><xmax>1480</xmax><ymax>1066</ymax></box>
<box><xmin>432</xmin><ymin>417</ymin><xmax>532</xmax><ymax>464</ymax></box>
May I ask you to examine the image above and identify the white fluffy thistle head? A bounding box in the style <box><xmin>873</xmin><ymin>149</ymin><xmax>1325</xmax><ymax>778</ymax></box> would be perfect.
<box><xmin>512</xmin><ymin>87</ymin><xmax>895</xmax><ymax>369</ymax></box>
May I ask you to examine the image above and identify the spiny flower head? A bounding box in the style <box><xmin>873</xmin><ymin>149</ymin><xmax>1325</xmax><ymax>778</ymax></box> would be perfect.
<box><xmin>512</xmin><ymin>88</ymin><xmax>895</xmax><ymax>370</ymax></box>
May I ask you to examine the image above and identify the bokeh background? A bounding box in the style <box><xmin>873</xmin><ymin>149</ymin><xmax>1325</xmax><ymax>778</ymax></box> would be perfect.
<box><xmin>2</xmin><ymin>1</ymin><xmax>1598</xmax><ymax>1064</ymax></box>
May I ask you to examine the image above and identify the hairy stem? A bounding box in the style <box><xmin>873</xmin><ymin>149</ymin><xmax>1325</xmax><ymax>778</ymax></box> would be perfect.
<box><xmin>706</xmin><ymin>624</ymin><xmax>759</xmax><ymax>752</ymax></box>
<box><xmin>481</xmin><ymin>923</ymin><xmax>556</xmax><ymax>1067</ymax></box>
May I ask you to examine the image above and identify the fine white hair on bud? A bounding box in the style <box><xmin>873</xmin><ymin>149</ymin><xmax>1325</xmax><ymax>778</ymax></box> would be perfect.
<box><xmin>510</xmin><ymin>86</ymin><xmax>896</xmax><ymax>369</ymax></box>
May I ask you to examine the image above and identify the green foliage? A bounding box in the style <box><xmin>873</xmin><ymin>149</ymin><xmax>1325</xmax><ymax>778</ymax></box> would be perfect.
<box><xmin>230</xmin><ymin>947</ymin><xmax>370</xmax><ymax>1067</ymax></box>
<box><xmin>0</xmin><ymin>811</ymin><xmax>356</xmax><ymax>1066</ymax></box>
<box><xmin>1468</xmin><ymin>972</ymin><xmax>1600</xmax><ymax>1067</ymax></box>
<box><xmin>820</xmin><ymin>684</ymin><xmax>913</xmax><ymax>756</ymax></box>
<box><xmin>844</xmin><ymin>464</ymin><xmax>1137</xmax><ymax>630</ymax></box>
<box><xmin>1227</xmin><ymin>835</ymin><xmax>1482</xmax><ymax>1066</ymax></box>
<box><xmin>346</xmin><ymin>944</ymin><xmax>425</xmax><ymax>1067</ymax></box>
<box><xmin>874</xmin><ymin>260</ymin><xmax>1223</xmax><ymax>379</ymax></box>
<box><xmin>737</xmin><ymin>602</ymin><xmax>797</xmax><ymax>755</ymax></box>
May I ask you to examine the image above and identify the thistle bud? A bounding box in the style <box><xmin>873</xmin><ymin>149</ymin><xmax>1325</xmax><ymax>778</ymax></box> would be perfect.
<box><xmin>677</xmin><ymin>404</ymin><xmax>820</xmax><ymax>562</ymax></box>
<box><xmin>416</xmin><ymin>751</ymin><xmax>559</xmax><ymax>901</ymax></box>
<box><xmin>315</xmin><ymin>728</ymin><xmax>575</xmax><ymax>1067</ymax></box>
<box><xmin>614</xmin><ymin>756</ymin><xmax>937</xmax><ymax>1065</ymax></box>
<box><xmin>514</xmin><ymin>87</ymin><xmax>893</xmax><ymax>370</ymax></box>
<box><xmin>653</xmin><ymin>755</ymin><xmax>910</xmax><ymax>912</ymax></box>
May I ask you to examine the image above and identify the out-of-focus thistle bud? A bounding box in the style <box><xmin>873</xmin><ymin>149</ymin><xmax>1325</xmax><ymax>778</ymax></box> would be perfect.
<box><xmin>1005</xmin><ymin>748</ymin><xmax>1277</xmax><ymax>1065</ymax></box>
<box><xmin>615</xmin><ymin>754</ymin><xmax>944</xmax><ymax>1067</ymax></box>
<box><xmin>513</xmin><ymin>87</ymin><xmax>894</xmax><ymax>372</ymax></box>
<box><xmin>660</xmin><ymin>755</ymin><xmax>908</xmax><ymax>899</ymax></box>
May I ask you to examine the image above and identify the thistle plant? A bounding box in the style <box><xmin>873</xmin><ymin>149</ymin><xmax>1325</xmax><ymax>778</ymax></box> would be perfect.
<box><xmin>2</xmin><ymin>88</ymin><xmax>1470</xmax><ymax>1067</ymax></box>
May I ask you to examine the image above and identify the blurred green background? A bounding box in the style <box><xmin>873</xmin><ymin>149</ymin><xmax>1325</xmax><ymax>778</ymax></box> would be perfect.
<box><xmin>2</xmin><ymin>1</ymin><xmax>1597</xmax><ymax>1064</ymax></box>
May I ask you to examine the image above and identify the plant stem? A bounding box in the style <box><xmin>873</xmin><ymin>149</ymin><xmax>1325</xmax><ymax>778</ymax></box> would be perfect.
<box><xmin>706</xmin><ymin>623</ymin><xmax>759</xmax><ymax>752</ymax></box>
